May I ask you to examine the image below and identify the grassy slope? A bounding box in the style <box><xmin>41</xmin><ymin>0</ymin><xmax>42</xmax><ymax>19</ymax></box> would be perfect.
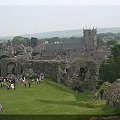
<box><xmin>0</xmin><ymin>80</ymin><xmax>118</xmax><ymax>116</ymax></box>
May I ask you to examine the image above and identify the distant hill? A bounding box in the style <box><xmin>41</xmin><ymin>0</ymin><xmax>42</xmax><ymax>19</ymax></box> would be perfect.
<box><xmin>22</xmin><ymin>27</ymin><xmax>120</xmax><ymax>39</ymax></box>
<box><xmin>22</xmin><ymin>29</ymin><xmax>83</xmax><ymax>39</ymax></box>
<box><xmin>0</xmin><ymin>27</ymin><xmax>120</xmax><ymax>42</ymax></box>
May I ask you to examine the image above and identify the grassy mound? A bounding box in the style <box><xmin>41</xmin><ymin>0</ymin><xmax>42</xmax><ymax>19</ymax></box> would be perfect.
<box><xmin>0</xmin><ymin>79</ymin><xmax>119</xmax><ymax>119</ymax></box>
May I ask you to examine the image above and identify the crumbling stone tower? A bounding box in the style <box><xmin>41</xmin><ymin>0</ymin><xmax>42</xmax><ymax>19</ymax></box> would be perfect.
<box><xmin>83</xmin><ymin>28</ymin><xmax>97</xmax><ymax>52</ymax></box>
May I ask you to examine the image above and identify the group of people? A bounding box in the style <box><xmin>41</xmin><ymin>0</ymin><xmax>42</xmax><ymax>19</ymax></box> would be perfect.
<box><xmin>0</xmin><ymin>77</ymin><xmax>16</xmax><ymax>90</ymax></box>
<box><xmin>0</xmin><ymin>73</ymin><xmax>45</xmax><ymax>90</ymax></box>
<box><xmin>20</xmin><ymin>73</ymin><xmax>45</xmax><ymax>88</ymax></box>
<box><xmin>0</xmin><ymin>73</ymin><xmax>45</xmax><ymax>119</ymax></box>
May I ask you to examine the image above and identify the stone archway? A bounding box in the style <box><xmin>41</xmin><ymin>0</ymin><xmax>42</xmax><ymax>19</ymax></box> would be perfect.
<box><xmin>7</xmin><ymin>62</ymin><xmax>16</xmax><ymax>75</ymax></box>
<box><xmin>12</xmin><ymin>68</ymin><xmax>15</xmax><ymax>75</ymax></box>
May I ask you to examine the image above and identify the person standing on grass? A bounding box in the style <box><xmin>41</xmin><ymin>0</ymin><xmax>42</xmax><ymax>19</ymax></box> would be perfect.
<box><xmin>40</xmin><ymin>73</ymin><xmax>44</xmax><ymax>84</ymax></box>
<box><xmin>41</xmin><ymin>73</ymin><xmax>44</xmax><ymax>80</ymax></box>
<box><xmin>0</xmin><ymin>104</ymin><xmax>3</xmax><ymax>120</ymax></box>
<box><xmin>12</xmin><ymin>78</ymin><xmax>16</xmax><ymax>90</ymax></box>
<box><xmin>36</xmin><ymin>75</ymin><xmax>40</xmax><ymax>84</ymax></box>
<box><xmin>38</xmin><ymin>75</ymin><xmax>42</xmax><ymax>84</ymax></box>
<box><xmin>28</xmin><ymin>81</ymin><xmax>31</xmax><ymax>88</ymax></box>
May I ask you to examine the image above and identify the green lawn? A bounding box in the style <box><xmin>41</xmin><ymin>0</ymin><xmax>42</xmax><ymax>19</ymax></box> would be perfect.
<box><xmin>0</xmin><ymin>80</ymin><xmax>119</xmax><ymax>119</ymax></box>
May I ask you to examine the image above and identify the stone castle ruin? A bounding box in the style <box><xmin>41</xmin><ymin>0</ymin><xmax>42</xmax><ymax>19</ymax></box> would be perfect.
<box><xmin>104</xmin><ymin>79</ymin><xmax>120</xmax><ymax>109</ymax></box>
<box><xmin>0</xmin><ymin>28</ymin><xmax>111</xmax><ymax>92</ymax></box>
<box><xmin>57</xmin><ymin>59</ymin><xmax>97</xmax><ymax>92</ymax></box>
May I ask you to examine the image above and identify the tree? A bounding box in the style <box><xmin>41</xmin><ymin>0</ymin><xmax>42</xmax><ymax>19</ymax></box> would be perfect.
<box><xmin>106</xmin><ymin>40</ymin><xmax>117</xmax><ymax>46</ymax></box>
<box><xmin>98</xmin><ymin>82</ymin><xmax>111</xmax><ymax>99</ymax></box>
<box><xmin>97</xmin><ymin>35</ymin><xmax>105</xmax><ymax>46</ymax></box>
<box><xmin>12</xmin><ymin>36</ymin><xmax>22</xmax><ymax>45</ymax></box>
<box><xmin>7</xmin><ymin>40</ymin><xmax>12</xmax><ymax>46</ymax></box>
<box><xmin>31</xmin><ymin>37</ymin><xmax>38</xmax><ymax>48</ymax></box>
<box><xmin>111</xmin><ymin>44</ymin><xmax>120</xmax><ymax>62</ymax></box>
<box><xmin>12</xmin><ymin>36</ymin><xmax>31</xmax><ymax>46</ymax></box>
<box><xmin>99</xmin><ymin>60</ymin><xmax>120</xmax><ymax>83</ymax></box>
<box><xmin>99</xmin><ymin>44</ymin><xmax>120</xmax><ymax>83</ymax></box>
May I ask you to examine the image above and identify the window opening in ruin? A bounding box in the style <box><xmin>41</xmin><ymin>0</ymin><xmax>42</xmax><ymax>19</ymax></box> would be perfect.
<box><xmin>12</xmin><ymin>68</ymin><xmax>15</xmax><ymax>75</ymax></box>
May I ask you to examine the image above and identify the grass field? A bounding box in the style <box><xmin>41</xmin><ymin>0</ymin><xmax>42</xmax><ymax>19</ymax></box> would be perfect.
<box><xmin>0</xmin><ymin>80</ymin><xmax>119</xmax><ymax>120</ymax></box>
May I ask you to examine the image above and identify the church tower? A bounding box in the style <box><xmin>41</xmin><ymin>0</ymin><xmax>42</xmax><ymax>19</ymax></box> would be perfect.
<box><xmin>83</xmin><ymin>28</ymin><xmax>97</xmax><ymax>52</ymax></box>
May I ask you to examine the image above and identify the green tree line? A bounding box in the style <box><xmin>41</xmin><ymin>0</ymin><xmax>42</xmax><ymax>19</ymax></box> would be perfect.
<box><xmin>99</xmin><ymin>44</ymin><xmax>120</xmax><ymax>83</ymax></box>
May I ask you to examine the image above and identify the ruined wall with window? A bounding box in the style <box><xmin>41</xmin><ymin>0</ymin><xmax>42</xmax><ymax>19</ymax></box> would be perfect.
<box><xmin>0</xmin><ymin>58</ymin><xmax>24</xmax><ymax>77</ymax></box>
<box><xmin>57</xmin><ymin>59</ymin><xmax>98</xmax><ymax>92</ymax></box>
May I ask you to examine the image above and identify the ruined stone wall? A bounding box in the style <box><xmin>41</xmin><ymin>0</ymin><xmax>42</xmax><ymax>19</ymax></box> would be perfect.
<box><xmin>0</xmin><ymin>58</ymin><xmax>60</xmax><ymax>80</ymax></box>
<box><xmin>24</xmin><ymin>60</ymin><xmax>59</xmax><ymax>80</ymax></box>
<box><xmin>20</xmin><ymin>58</ymin><xmax>97</xmax><ymax>92</ymax></box>
<box><xmin>0</xmin><ymin>58</ymin><xmax>23</xmax><ymax>77</ymax></box>
<box><xmin>0</xmin><ymin>57</ymin><xmax>98</xmax><ymax>92</ymax></box>
<box><xmin>41</xmin><ymin>49</ymin><xmax>84</xmax><ymax>58</ymax></box>
<box><xmin>104</xmin><ymin>79</ymin><xmax>120</xmax><ymax>109</ymax></box>
<box><xmin>57</xmin><ymin>59</ymin><xmax>98</xmax><ymax>92</ymax></box>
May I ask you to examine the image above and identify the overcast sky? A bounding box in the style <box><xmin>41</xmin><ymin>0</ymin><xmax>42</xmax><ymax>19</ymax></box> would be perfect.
<box><xmin>0</xmin><ymin>0</ymin><xmax>120</xmax><ymax>36</ymax></box>
<box><xmin>0</xmin><ymin>0</ymin><xmax>120</xmax><ymax>6</ymax></box>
